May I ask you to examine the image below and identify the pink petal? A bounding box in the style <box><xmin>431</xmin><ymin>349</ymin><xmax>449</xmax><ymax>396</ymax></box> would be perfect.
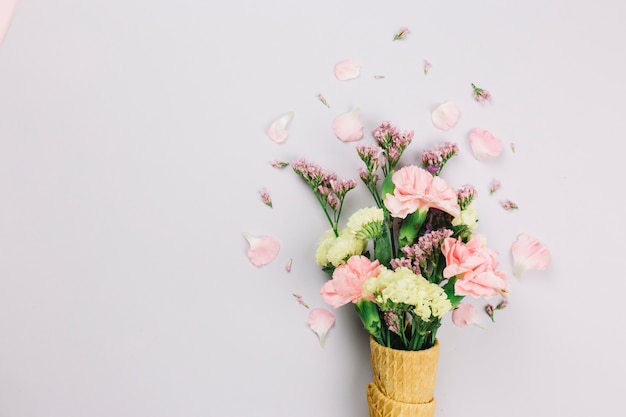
<box><xmin>452</xmin><ymin>303</ymin><xmax>482</xmax><ymax>328</ymax></box>
<box><xmin>511</xmin><ymin>234</ymin><xmax>551</xmax><ymax>278</ymax></box>
<box><xmin>332</xmin><ymin>108</ymin><xmax>363</xmax><ymax>142</ymax></box>
<box><xmin>267</xmin><ymin>112</ymin><xmax>294</xmax><ymax>143</ymax></box>
<box><xmin>0</xmin><ymin>0</ymin><xmax>18</xmax><ymax>45</ymax></box>
<box><xmin>308</xmin><ymin>308</ymin><xmax>335</xmax><ymax>348</ymax></box>
<box><xmin>431</xmin><ymin>101</ymin><xmax>460</xmax><ymax>131</ymax></box>
<box><xmin>334</xmin><ymin>59</ymin><xmax>361</xmax><ymax>81</ymax></box>
<box><xmin>242</xmin><ymin>232</ymin><xmax>280</xmax><ymax>267</ymax></box>
<box><xmin>468</xmin><ymin>128</ymin><xmax>503</xmax><ymax>160</ymax></box>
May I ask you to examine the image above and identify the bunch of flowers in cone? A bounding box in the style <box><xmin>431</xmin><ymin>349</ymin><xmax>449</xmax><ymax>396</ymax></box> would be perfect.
<box><xmin>292</xmin><ymin>121</ymin><xmax>511</xmax><ymax>351</ymax></box>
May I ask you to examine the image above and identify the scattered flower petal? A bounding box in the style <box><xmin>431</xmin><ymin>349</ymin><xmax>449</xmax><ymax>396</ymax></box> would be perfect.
<box><xmin>468</xmin><ymin>128</ymin><xmax>503</xmax><ymax>160</ymax></box>
<box><xmin>242</xmin><ymin>232</ymin><xmax>280</xmax><ymax>266</ymax></box>
<box><xmin>511</xmin><ymin>234</ymin><xmax>551</xmax><ymax>278</ymax></box>
<box><xmin>334</xmin><ymin>59</ymin><xmax>361</xmax><ymax>81</ymax></box>
<box><xmin>0</xmin><ymin>0</ymin><xmax>18</xmax><ymax>46</ymax></box>
<box><xmin>293</xmin><ymin>293</ymin><xmax>309</xmax><ymax>308</ymax></box>
<box><xmin>270</xmin><ymin>160</ymin><xmax>289</xmax><ymax>168</ymax></box>
<box><xmin>317</xmin><ymin>93</ymin><xmax>330</xmax><ymax>108</ymax></box>
<box><xmin>393</xmin><ymin>27</ymin><xmax>410</xmax><ymax>41</ymax></box>
<box><xmin>423</xmin><ymin>60</ymin><xmax>432</xmax><ymax>75</ymax></box>
<box><xmin>374</xmin><ymin>75</ymin><xmax>385</xmax><ymax>79</ymax></box>
<box><xmin>259</xmin><ymin>188</ymin><xmax>273</xmax><ymax>208</ymax></box>
<box><xmin>332</xmin><ymin>108</ymin><xmax>363</xmax><ymax>142</ymax></box>
<box><xmin>471</xmin><ymin>83</ymin><xmax>492</xmax><ymax>103</ymax></box>
<box><xmin>500</xmin><ymin>200</ymin><xmax>518</xmax><ymax>211</ymax></box>
<box><xmin>267</xmin><ymin>112</ymin><xmax>294</xmax><ymax>143</ymax></box>
<box><xmin>489</xmin><ymin>179</ymin><xmax>501</xmax><ymax>195</ymax></box>
<box><xmin>452</xmin><ymin>303</ymin><xmax>483</xmax><ymax>328</ymax></box>
<box><xmin>431</xmin><ymin>101</ymin><xmax>460</xmax><ymax>131</ymax></box>
<box><xmin>511</xmin><ymin>142</ymin><xmax>516</xmax><ymax>153</ymax></box>
<box><xmin>308</xmin><ymin>308</ymin><xmax>335</xmax><ymax>348</ymax></box>
<box><xmin>285</xmin><ymin>258</ymin><xmax>293</xmax><ymax>272</ymax></box>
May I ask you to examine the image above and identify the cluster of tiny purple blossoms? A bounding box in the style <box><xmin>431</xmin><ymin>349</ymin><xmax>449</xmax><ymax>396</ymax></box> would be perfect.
<box><xmin>291</xmin><ymin>159</ymin><xmax>358</xmax><ymax>234</ymax></box>
<box><xmin>471</xmin><ymin>82</ymin><xmax>492</xmax><ymax>103</ymax></box>
<box><xmin>371</xmin><ymin>121</ymin><xmax>414</xmax><ymax>173</ymax></box>
<box><xmin>421</xmin><ymin>142</ymin><xmax>458</xmax><ymax>176</ymax></box>
<box><xmin>391</xmin><ymin>228</ymin><xmax>453</xmax><ymax>276</ymax></box>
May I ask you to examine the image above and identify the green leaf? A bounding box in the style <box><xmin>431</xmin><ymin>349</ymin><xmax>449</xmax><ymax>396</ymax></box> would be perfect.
<box><xmin>354</xmin><ymin>299</ymin><xmax>382</xmax><ymax>341</ymax></box>
<box><xmin>381</xmin><ymin>171</ymin><xmax>395</xmax><ymax>201</ymax></box>
<box><xmin>398</xmin><ymin>209</ymin><xmax>427</xmax><ymax>247</ymax></box>
<box><xmin>374</xmin><ymin>226</ymin><xmax>392</xmax><ymax>267</ymax></box>
<box><xmin>442</xmin><ymin>276</ymin><xmax>465</xmax><ymax>309</ymax></box>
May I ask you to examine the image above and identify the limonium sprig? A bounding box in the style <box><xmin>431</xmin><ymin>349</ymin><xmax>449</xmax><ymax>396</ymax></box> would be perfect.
<box><xmin>292</xmin><ymin>159</ymin><xmax>358</xmax><ymax>236</ymax></box>
<box><xmin>421</xmin><ymin>141</ymin><xmax>458</xmax><ymax>176</ymax></box>
<box><xmin>371</xmin><ymin>121</ymin><xmax>414</xmax><ymax>176</ymax></box>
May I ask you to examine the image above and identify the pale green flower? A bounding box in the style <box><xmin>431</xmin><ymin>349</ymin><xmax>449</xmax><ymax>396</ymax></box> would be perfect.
<box><xmin>363</xmin><ymin>267</ymin><xmax>451</xmax><ymax>321</ymax></box>
<box><xmin>315</xmin><ymin>230</ymin><xmax>337</xmax><ymax>266</ymax></box>
<box><xmin>317</xmin><ymin>229</ymin><xmax>367</xmax><ymax>267</ymax></box>
<box><xmin>346</xmin><ymin>207</ymin><xmax>385</xmax><ymax>239</ymax></box>
<box><xmin>452</xmin><ymin>204</ymin><xmax>478</xmax><ymax>230</ymax></box>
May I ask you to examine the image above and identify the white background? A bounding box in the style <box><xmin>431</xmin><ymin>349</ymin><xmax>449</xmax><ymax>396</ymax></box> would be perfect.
<box><xmin>1</xmin><ymin>1</ymin><xmax>624</xmax><ymax>416</ymax></box>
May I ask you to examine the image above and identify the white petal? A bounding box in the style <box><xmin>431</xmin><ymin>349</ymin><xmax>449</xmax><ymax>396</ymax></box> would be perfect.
<box><xmin>308</xmin><ymin>308</ymin><xmax>335</xmax><ymax>348</ymax></box>
<box><xmin>334</xmin><ymin>59</ymin><xmax>361</xmax><ymax>81</ymax></box>
<box><xmin>267</xmin><ymin>112</ymin><xmax>294</xmax><ymax>143</ymax></box>
<box><xmin>332</xmin><ymin>108</ymin><xmax>363</xmax><ymax>142</ymax></box>
<box><xmin>431</xmin><ymin>101</ymin><xmax>460</xmax><ymax>131</ymax></box>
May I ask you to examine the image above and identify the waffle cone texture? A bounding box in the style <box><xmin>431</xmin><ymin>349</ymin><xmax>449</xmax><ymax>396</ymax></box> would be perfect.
<box><xmin>367</xmin><ymin>337</ymin><xmax>440</xmax><ymax>417</ymax></box>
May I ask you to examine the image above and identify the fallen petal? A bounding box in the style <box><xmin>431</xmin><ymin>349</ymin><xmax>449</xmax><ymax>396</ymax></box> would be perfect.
<box><xmin>334</xmin><ymin>59</ymin><xmax>361</xmax><ymax>81</ymax></box>
<box><xmin>242</xmin><ymin>232</ymin><xmax>280</xmax><ymax>266</ymax></box>
<box><xmin>0</xmin><ymin>0</ymin><xmax>18</xmax><ymax>46</ymax></box>
<box><xmin>308</xmin><ymin>308</ymin><xmax>335</xmax><ymax>348</ymax></box>
<box><xmin>332</xmin><ymin>108</ymin><xmax>363</xmax><ymax>142</ymax></box>
<box><xmin>285</xmin><ymin>258</ymin><xmax>293</xmax><ymax>272</ymax></box>
<box><xmin>452</xmin><ymin>303</ymin><xmax>483</xmax><ymax>328</ymax></box>
<box><xmin>511</xmin><ymin>234</ymin><xmax>551</xmax><ymax>278</ymax></box>
<box><xmin>431</xmin><ymin>101</ymin><xmax>460</xmax><ymax>131</ymax></box>
<box><xmin>267</xmin><ymin>112</ymin><xmax>294</xmax><ymax>143</ymax></box>
<box><xmin>469</xmin><ymin>128</ymin><xmax>503</xmax><ymax>160</ymax></box>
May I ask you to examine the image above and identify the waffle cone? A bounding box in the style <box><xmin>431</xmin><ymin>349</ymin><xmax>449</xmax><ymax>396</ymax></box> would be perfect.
<box><xmin>367</xmin><ymin>336</ymin><xmax>440</xmax><ymax>412</ymax></box>
<box><xmin>367</xmin><ymin>382</ymin><xmax>436</xmax><ymax>417</ymax></box>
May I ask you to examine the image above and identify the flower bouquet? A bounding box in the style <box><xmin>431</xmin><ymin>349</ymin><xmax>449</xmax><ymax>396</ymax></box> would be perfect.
<box><xmin>291</xmin><ymin>121</ymin><xmax>550</xmax><ymax>416</ymax></box>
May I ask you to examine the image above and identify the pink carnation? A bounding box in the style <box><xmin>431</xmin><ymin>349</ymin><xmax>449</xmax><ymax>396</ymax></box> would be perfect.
<box><xmin>320</xmin><ymin>256</ymin><xmax>382</xmax><ymax>308</ymax></box>
<box><xmin>441</xmin><ymin>235</ymin><xmax>510</xmax><ymax>299</ymax></box>
<box><xmin>383</xmin><ymin>165</ymin><xmax>460</xmax><ymax>219</ymax></box>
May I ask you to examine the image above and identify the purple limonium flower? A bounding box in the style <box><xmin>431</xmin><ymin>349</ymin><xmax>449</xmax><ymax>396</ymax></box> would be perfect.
<box><xmin>423</xmin><ymin>59</ymin><xmax>432</xmax><ymax>75</ymax></box>
<box><xmin>489</xmin><ymin>178</ymin><xmax>501</xmax><ymax>195</ymax></box>
<box><xmin>500</xmin><ymin>200</ymin><xmax>519</xmax><ymax>211</ymax></box>
<box><xmin>371</xmin><ymin>122</ymin><xmax>414</xmax><ymax>173</ymax></box>
<box><xmin>292</xmin><ymin>158</ymin><xmax>357</xmax><ymax>235</ymax></box>
<box><xmin>393</xmin><ymin>27</ymin><xmax>410</xmax><ymax>41</ymax></box>
<box><xmin>471</xmin><ymin>83</ymin><xmax>492</xmax><ymax>103</ymax></box>
<box><xmin>457</xmin><ymin>184</ymin><xmax>476</xmax><ymax>210</ymax></box>
<box><xmin>270</xmin><ymin>160</ymin><xmax>289</xmax><ymax>168</ymax></box>
<box><xmin>384</xmin><ymin>311</ymin><xmax>401</xmax><ymax>334</ymax></box>
<box><xmin>392</xmin><ymin>228</ymin><xmax>453</xmax><ymax>281</ymax></box>
<box><xmin>421</xmin><ymin>142</ymin><xmax>458</xmax><ymax>176</ymax></box>
<box><xmin>259</xmin><ymin>189</ymin><xmax>273</xmax><ymax>208</ymax></box>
